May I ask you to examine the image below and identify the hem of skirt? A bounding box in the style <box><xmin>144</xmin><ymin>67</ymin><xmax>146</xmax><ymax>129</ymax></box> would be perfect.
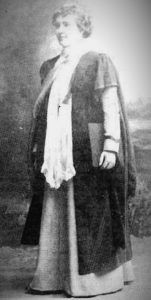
<box><xmin>28</xmin><ymin>275</ymin><xmax>134</xmax><ymax>297</ymax></box>
<box><xmin>25</xmin><ymin>286</ymin><xmax>65</xmax><ymax>295</ymax></box>
<box><xmin>70</xmin><ymin>289</ymin><xmax>123</xmax><ymax>298</ymax></box>
<box><xmin>26</xmin><ymin>287</ymin><xmax>124</xmax><ymax>297</ymax></box>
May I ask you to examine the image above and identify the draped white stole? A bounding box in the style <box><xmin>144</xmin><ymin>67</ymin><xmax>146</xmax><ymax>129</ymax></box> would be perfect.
<box><xmin>41</xmin><ymin>46</ymin><xmax>88</xmax><ymax>189</ymax></box>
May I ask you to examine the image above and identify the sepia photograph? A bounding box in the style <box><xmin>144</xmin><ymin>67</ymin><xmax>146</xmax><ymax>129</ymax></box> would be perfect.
<box><xmin>0</xmin><ymin>0</ymin><xmax>151</xmax><ymax>299</ymax></box>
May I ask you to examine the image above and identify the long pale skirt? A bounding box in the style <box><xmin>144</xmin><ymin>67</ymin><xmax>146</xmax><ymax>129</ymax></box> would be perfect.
<box><xmin>29</xmin><ymin>179</ymin><xmax>134</xmax><ymax>297</ymax></box>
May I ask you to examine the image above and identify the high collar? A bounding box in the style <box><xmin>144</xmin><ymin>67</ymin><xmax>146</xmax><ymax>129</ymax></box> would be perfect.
<box><xmin>59</xmin><ymin>37</ymin><xmax>100</xmax><ymax>62</ymax></box>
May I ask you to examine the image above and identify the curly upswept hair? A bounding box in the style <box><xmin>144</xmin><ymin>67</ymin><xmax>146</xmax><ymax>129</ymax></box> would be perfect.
<box><xmin>52</xmin><ymin>4</ymin><xmax>92</xmax><ymax>38</ymax></box>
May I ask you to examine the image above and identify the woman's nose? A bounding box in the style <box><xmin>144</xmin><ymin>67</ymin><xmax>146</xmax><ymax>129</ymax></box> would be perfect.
<box><xmin>56</xmin><ymin>24</ymin><xmax>65</xmax><ymax>34</ymax></box>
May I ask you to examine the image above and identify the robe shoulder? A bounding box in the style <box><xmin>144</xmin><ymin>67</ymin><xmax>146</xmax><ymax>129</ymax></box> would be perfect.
<box><xmin>39</xmin><ymin>55</ymin><xmax>60</xmax><ymax>84</ymax></box>
<box><xmin>94</xmin><ymin>52</ymin><xmax>119</xmax><ymax>90</ymax></box>
<box><xmin>73</xmin><ymin>51</ymin><xmax>119</xmax><ymax>91</ymax></box>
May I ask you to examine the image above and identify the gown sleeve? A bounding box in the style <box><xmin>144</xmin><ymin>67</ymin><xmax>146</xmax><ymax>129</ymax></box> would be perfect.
<box><xmin>29</xmin><ymin>59</ymin><xmax>56</xmax><ymax>175</ymax></box>
<box><xmin>95</xmin><ymin>54</ymin><xmax>120</xmax><ymax>153</ymax></box>
<box><xmin>95</xmin><ymin>53</ymin><xmax>119</xmax><ymax>90</ymax></box>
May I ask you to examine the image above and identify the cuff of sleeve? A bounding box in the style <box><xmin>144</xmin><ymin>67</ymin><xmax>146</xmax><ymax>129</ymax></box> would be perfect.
<box><xmin>103</xmin><ymin>138</ymin><xmax>119</xmax><ymax>153</ymax></box>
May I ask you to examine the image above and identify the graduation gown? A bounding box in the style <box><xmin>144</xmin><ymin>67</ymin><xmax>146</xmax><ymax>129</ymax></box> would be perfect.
<box><xmin>21</xmin><ymin>51</ymin><xmax>136</xmax><ymax>275</ymax></box>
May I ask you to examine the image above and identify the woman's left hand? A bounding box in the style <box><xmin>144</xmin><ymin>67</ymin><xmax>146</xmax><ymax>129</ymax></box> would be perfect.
<box><xmin>99</xmin><ymin>151</ymin><xmax>116</xmax><ymax>169</ymax></box>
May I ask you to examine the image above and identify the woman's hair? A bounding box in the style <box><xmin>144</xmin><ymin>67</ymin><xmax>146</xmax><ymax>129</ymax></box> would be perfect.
<box><xmin>52</xmin><ymin>4</ymin><xmax>92</xmax><ymax>38</ymax></box>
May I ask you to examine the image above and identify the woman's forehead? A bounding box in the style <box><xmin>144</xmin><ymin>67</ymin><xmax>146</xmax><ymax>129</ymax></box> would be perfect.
<box><xmin>54</xmin><ymin>14</ymin><xmax>77</xmax><ymax>24</ymax></box>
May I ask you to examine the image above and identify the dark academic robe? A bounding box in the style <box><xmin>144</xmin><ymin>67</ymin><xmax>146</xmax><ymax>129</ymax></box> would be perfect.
<box><xmin>21</xmin><ymin>52</ymin><xmax>136</xmax><ymax>275</ymax></box>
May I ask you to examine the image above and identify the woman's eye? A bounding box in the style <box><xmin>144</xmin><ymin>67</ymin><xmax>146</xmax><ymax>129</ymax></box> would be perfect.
<box><xmin>63</xmin><ymin>21</ymin><xmax>69</xmax><ymax>27</ymax></box>
<box><xmin>54</xmin><ymin>22</ymin><xmax>60</xmax><ymax>29</ymax></box>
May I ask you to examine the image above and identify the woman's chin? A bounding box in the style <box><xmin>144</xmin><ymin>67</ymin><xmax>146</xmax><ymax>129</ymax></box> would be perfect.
<box><xmin>59</xmin><ymin>39</ymin><xmax>80</xmax><ymax>49</ymax></box>
<box><xmin>58</xmin><ymin>39</ymin><xmax>69</xmax><ymax>48</ymax></box>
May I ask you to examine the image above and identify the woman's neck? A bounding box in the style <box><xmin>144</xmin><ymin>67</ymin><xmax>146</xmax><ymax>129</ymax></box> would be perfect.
<box><xmin>61</xmin><ymin>38</ymin><xmax>93</xmax><ymax>59</ymax></box>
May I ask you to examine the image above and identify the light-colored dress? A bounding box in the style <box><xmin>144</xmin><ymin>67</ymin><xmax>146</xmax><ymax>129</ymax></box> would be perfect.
<box><xmin>29</xmin><ymin>180</ymin><xmax>134</xmax><ymax>297</ymax></box>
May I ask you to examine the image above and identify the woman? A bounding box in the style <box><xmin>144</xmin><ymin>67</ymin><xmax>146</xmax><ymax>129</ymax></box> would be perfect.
<box><xmin>21</xmin><ymin>4</ymin><xmax>136</xmax><ymax>297</ymax></box>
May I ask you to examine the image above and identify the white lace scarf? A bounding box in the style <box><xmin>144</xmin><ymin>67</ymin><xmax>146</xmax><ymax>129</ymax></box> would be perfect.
<box><xmin>41</xmin><ymin>43</ymin><xmax>92</xmax><ymax>189</ymax></box>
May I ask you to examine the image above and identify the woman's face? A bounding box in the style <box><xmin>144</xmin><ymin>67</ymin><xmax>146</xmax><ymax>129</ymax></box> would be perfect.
<box><xmin>54</xmin><ymin>14</ymin><xmax>83</xmax><ymax>48</ymax></box>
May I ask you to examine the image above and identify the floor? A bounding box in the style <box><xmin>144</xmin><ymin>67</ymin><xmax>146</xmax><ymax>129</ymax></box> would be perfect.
<box><xmin>0</xmin><ymin>236</ymin><xmax>151</xmax><ymax>300</ymax></box>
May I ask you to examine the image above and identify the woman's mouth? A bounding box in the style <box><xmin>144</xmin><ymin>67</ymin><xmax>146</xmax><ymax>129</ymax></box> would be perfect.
<box><xmin>58</xmin><ymin>34</ymin><xmax>67</xmax><ymax>41</ymax></box>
